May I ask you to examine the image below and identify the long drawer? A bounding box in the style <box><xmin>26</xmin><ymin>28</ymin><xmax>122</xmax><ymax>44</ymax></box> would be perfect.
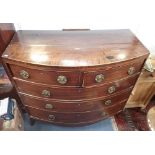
<box><xmin>15</xmin><ymin>73</ymin><xmax>139</xmax><ymax>101</ymax></box>
<box><xmin>9</xmin><ymin>57</ymin><xmax>144</xmax><ymax>87</ymax></box>
<box><xmin>26</xmin><ymin>100</ymin><xmax>126</xmax><ymax>125</ymax></box>
<box><xmin>20</xmin><ymin>88</ymin><xmax>132</xmax><ymax>112</ymax></box>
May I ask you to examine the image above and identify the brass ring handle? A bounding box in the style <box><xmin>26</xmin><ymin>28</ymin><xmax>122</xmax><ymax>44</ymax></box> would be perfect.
<box><xmin>104</xmin><ymin>100</ymin><xmax>112</xmax><ymax>106</ymax></box>
<box><xmin>95</xmin><ymin>74</ymin><xmax>104</xmax><ymax>83</ymax></box>
<box><xmin>45</xmin><ymin>104</ymin><xmax>53</xmax><ymax>109</ymax></box>
<box><xmin>42</xmin><ymin>90</ymin><xmax>51</xmax><ymax>97</ymax></box>
<box><xmin>128</xmin><ymin>67</ymin><xmax>135</xmax><ymax>75</ymax></box>
<box><xmin>57</xmin><ymin>75</ymin><xmax>67</xmax><ymax>84</ymax></box>
<box><xmin>20</xmin><ymin>70</ymin><xmax>29</xmax><ymax>79</ymax></box>
<box><xmin>48</xmin><ymin>115</ymin><xmax>55</xmax><ymax>121</ymax></box>
<box><xmin>108</xmin><ymin>86</ymin><xmax>116</xmax><ymax>94</ymax></box>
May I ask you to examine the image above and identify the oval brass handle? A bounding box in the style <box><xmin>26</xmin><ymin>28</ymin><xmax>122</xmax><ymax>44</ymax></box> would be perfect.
<box><xmin>45</xmin><ymin>104</ymin><xmax>53</xmax><ymax>109</ymax></box>
<box><xmin>42</xmin><ymin>90</ymin><xmax>51</xmax><ymax>97</ymax></box>
<box><xmin>20</xmin><ymin>70</ymin><xmax>29</xmax><ymax>79</ymax></box>
<box><xmin>57</xmin><ymin>75</ymin><xmax>67</xmax><ymax>84</ymax></box>
<box><xmin>104</xmin><ymin>100</ymin><xmax>112</xmax><ymax>106</ymax></box>
<box><xmin>48</xmin><ymin>115</ymin><xmax>55</xmax><ymax>121</ymax></box>
<box><xmin>95</xmin><ymin>74</ymin><xmax>104</xmax><ymax>83</ymax></box>
<box><xmin>128</xmin><ymin>67</ymin><xmax>135</xmax><ymax>75</ymax></box>
<box><xmin>108</xmin><ymin>86</ymin><xmax>116</xmax><ymax>94</ymax></box>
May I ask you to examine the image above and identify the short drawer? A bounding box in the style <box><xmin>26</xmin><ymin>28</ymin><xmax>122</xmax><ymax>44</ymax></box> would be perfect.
<box><xmin>20</xmin><ymin>88</ymin><xmax>132</xmax><ymax>112</ymax></box>
<box><xmin>9</xmin><ymin>64</ymin><xmax>81</xmax><ymax>86</ymax></box>
<box><xmin>26</xmin><ymin>101</ymin><xmax>126</xmax><ymax>125</ymax></box>
<box><xmin>15</xmin><ymin>73</ymin><xmax>139</xmax><ymax>100</ymax></box>
<box><xmin>83</xmin><ymin>59</ymin><xmax>144</xmax><ymax>86</ymax></box>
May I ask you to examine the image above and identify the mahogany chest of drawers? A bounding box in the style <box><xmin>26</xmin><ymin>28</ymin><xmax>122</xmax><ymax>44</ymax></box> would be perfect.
<box><xmin>2</xmin><ymin>29</ymin><xmax>149</xmax><ymax>126</ymax></box>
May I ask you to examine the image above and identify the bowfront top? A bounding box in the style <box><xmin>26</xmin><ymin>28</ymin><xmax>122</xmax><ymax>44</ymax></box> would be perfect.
<box><xmin>2</xmin><ymin>29</ymin><xmax>149</xmax><ymax>67</ymax></box>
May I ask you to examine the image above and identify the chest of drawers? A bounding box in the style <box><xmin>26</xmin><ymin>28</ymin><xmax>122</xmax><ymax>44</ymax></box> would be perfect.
<box><xmin>2</xmin><ymin>29</ymin><xmax>149</xmax><ymax>126</ymax></box>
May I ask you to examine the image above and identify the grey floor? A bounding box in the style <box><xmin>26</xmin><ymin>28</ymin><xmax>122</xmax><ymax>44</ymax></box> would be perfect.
<box><xmin>23</xmin><ymin>114</ymin><xmax>114</xmax><ymax>131</ymax></box>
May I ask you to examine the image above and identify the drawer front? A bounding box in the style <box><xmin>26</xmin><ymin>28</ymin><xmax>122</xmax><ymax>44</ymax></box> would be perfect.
<box><xmin>26</xmin><ymin>101</ymin><xmax>126</xmax><ymax>124</ymax></box>
<box><xmin>83</xmin><ymin>59</ymin><xmax>144</xmax><ymax>86</ymax></box>
<box><xmin>15</xmin><ymin>73</ymin><xmax>139</xmax><ymax>100</ymax></box>
<box><xmin>10</xmin><ymin>64</ymin><xmax>81</xmax><ymax>86</ymax></box>
<box><xmin>20</xmin><ymin>88</ymin><xmax>132</xmax><ymax>112</ymax></box>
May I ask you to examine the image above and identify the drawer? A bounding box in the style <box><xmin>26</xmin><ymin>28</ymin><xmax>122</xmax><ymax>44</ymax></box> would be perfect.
<box><xmin>15</xmin><ymin>73</ymin><xmax>139</xmax><ymax>100</ymax></box>
<box><xmin>83</xmin><ymin>59</ymin><xmax>144</xmax><ymax>86</ymax></box>
<box><xmin>20</xmin><ymin>88</ymin><xmax>132</xmax><ymax>112</ymax></box>
<box><xmin>9</xmin><ymin>64</ymin><xmax>81</xmax><ymax>86</ymax></box>
<box><xmin>26</xmin><ymin>101</ymin><xmax>126</xmax><ymax>125</ymax></box>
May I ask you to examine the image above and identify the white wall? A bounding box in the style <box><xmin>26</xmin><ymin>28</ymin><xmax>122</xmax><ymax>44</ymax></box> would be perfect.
<box><xmin>1</xmin><ymin>0</ymin><xmax>155</xmax><ymax>54</ymax></box>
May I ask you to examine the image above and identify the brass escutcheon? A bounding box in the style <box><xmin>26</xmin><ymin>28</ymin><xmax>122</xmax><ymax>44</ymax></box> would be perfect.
<box><xmin>48</xmin><ymin>115</ymin><xmax>55</xmax><ymax>121</ymax></box>
<box><xmin>95</xmin><ymin>74</ymin><xmax>104</xmax><ymax>83</ymax></box>
<box><xmin>57</xmin><ymin>75</ymin><xmax>67</xmax><ymax>84</ymax></box>
<box><xmin>128</xmin><ymin>67</ymin><xmax>135</xmax><ymax>75</ymax></box>
<box><xmin>20</xmin><ymin>70</ymin><xmax>29</xmax><ymax>79</ymax></box>
<box><xmin>104</xmin><ymin>100</ymin><xmax>112</xmax><ymax>106</ymax></box>
<box><xmin>108</xmin><ymin>86</ymin><xmax>116</xmax><ymax>94</ymax></box>
<box><xmin>42</xmin><ymin>90</ymin><xmax>51</xmax><ymax>97</ymax></box>
<box><xmin>45</xmin><ymin>104</ymin><xmax>53</xmax><ymax>109</ymax></box>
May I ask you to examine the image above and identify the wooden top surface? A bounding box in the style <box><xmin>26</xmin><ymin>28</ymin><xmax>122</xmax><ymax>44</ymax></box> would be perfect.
<box><xmin>2</xmin><ymin>29</ymin><xmax>149</xmax><ymax>67</ymax></box>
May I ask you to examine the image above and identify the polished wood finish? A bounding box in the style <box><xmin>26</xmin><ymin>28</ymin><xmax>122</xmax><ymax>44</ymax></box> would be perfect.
<box><xmin>83</xmin><ymin>58</ymin><xmax>144</xmax><ymax>86</ymax></box>
<box><xmin>10</xmin><ymin>64</ymin><xmax>81</xmax><ymax>86</ymax></box>
<box><xmin>9</xmin><ymin>57</ymin><xmax>144</xmax><ymax>87</ymax></box>
<box><xmin>27</xmin><ymin>101</ymin><xmax>126</xmax><ymax>126</ymax></box>
<box><xmin>14</xmin><ymin>74</ymin><xmax>139</xmax><ymax>100</ymax></box>
<box><xmin>20</xmin><ymin>88</ymin><xmax>132</xmax><ymax>112</ymax></box>
<box><xmin>2</xmin><ymin>29</ymin><xmax>149</xmax><ymax>126</ymax></box>
<box><xmin>3</xmin><ymin>30</ymin><xmax>148</xmax><ymax>67</ymax></box>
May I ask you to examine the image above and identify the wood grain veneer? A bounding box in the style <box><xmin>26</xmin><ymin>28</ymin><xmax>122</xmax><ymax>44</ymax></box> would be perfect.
<box><xmin>2</xmin><ymin>29</ymin><xmax>149</xmax><ymax>126</ymax></box>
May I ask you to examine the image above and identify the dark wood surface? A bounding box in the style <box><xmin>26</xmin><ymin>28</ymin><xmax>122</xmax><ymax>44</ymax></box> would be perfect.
<box><xmin>27</xmin><ymin>101</ymin><xmax>127</xmax><ymax>126</ymax></box>
<box><xmin>14</xmin><ymin>73</ymin><xmax>139</xmax><ymax>100</ymax></box>
<box><xmin>27</xmin><ymin>101</ymin><xmax>126</xmax><ymax>126</ymax></box>
<box><xmin>20</xmin><ymin>88</ymin><xmax>132</xmax><ymax>112</ymax></box>
<box><xmin>9</xmin><ymin>56</ymin><xmax>145</xmax><ymax>87</ymax></box>
<box><xmin>3</xmin><ymin>29</ymin><xmax>149</xmax><ymax>67</ymax></box>
<box><xmin>2</xmin><ymin>29</ymin><xmax>149</xmax><ymax>126</ymax></box>
<box><xmin>0</xmin><ymin>24</ymin><xmax>15</xmax><ymax>99</ymax></box>
<box><xmin>0</xmin><ymin>24</ymin><xmax>25</xmax><ymax>113</ymax></box>
<box><xmin>0</xmin><ymin>23</ymin><xmax>15</xmax><ymax>63</ymax></box>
